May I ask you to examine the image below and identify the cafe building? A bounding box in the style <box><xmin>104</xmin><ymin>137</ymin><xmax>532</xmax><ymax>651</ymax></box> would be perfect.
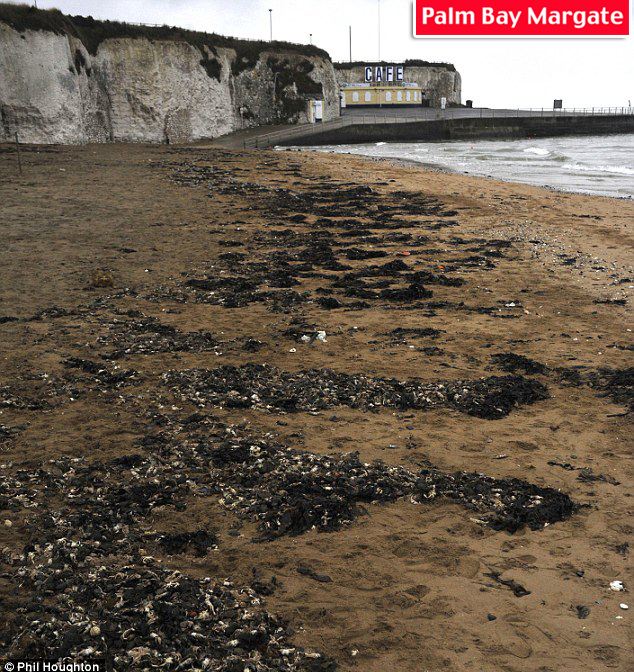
<box><xmin>340</xmin><ymin>64</ymin><xmax>424</xmax><ymax>108</ymax></box>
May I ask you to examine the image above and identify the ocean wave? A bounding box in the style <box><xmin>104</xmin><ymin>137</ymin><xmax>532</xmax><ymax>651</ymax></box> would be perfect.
<box><xmin>524</xmin><ymin>147</ymin><xmax>550</xmax><ymax>156</ymax></box>
<box><xmin>563</xmin><ymin>163</ymin><xmax>634</xmax><ymax>176</ymax></box>
<box><xmin>295</xmin><ymin>133</ymin><xmax>634</xmax><ymax>197</ymax></box>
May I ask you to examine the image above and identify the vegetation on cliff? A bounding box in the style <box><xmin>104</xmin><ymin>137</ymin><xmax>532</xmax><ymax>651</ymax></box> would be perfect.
<box><xmin>0</xmin><ymin>3</ymin><xmax>330</xmax><ymax>75</ymax></box>
<box><xmin>265</xmin><ymin>56</ymin><xmax>324</xmax><ymax>120</ymax></box>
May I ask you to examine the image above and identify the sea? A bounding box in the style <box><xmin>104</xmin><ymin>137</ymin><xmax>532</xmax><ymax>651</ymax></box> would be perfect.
<box><xmin>292</xmin><ymin>133</ymin><xmax>634</xmax><ymax>199</ymax></box>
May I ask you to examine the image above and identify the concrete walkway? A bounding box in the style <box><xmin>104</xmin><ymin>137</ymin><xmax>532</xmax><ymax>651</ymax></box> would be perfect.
<box><xmin>204</xmin><ymin>118</ymin><xmax>350</xmax><ymax>149</ymax></box>
<box><xmin>204</xmin><ymin>124</ymin><xmax>289</xmax><ymax>149</ymax></box>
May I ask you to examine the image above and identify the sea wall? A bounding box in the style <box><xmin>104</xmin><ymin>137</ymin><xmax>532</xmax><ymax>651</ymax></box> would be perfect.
<box><xmin>282</xmin><ymin>115</ymin><xmax>634</xmax><ymax>146</ymax></box>
<box><xmin>335</xmin><ymin>62</ymin><xmax>461</xmax><ymax>107</ymax></box>
<box><xmin>0</xmin><ymin>18</ymin><xmax>339</xmax><ymax>144</ymax></box>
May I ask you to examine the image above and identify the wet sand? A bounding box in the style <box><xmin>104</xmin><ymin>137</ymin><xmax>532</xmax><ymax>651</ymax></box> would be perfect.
<box><xmin>0</xmin><ymin>143</ymin><xmax>632</xmax><ymax>671</ymax></box>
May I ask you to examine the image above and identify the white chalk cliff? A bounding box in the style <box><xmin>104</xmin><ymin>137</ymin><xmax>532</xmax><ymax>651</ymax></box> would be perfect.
<box><xmin>0</xmin><ymin>20</ymin><xmax>340</xmax><ymax>144</ymax></box>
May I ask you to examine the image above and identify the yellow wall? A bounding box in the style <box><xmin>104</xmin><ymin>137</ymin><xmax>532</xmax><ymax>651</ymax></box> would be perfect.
<box><xmin>343</xmin><ymin>87</ymin><xmax>422</xmax><ymax>106</ymax></box>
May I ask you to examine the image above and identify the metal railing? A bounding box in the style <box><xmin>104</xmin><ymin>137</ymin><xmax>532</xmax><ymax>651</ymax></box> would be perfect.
<box><xmin>344</xmin><ymin>107</ymin><xmax>634</xmax><ymax>121</ymax></box>
<box><xmin>464</xmin><ymin>106</ymin><xmax>633</xmax><ymax>118</ymax></box>
<box><xmin>243</xmin><ymin>106</ymin><xmax>634</xmax><ymax>149</ymax></box>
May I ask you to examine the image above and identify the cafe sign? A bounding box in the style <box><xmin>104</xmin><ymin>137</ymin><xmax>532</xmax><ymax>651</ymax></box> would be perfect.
<box><xmin>364</xmin><ymin>65</ymin><xmax>405</xmax><ymax>83</ymax></box>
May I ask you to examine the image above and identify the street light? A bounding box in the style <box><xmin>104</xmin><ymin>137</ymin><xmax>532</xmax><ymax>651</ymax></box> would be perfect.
<box><xmin>309</xmin><ymin>33</ymin><xmax>313</xmax><ymax>45</ymax></box>
<box><xmin>269</xmin><ymin>9</ymin><xmax>273</xmax><ymax>42</ymax></box>
<box><xmin>349</xmin><ymin>25</ymin><xmax>352</xmax><ymax>62</ymax></box>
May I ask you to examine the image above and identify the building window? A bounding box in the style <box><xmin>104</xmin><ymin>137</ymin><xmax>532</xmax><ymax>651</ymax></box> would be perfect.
<box><xmin>364</xmin><ymin>92</ymin><xmax>372</xmax><ymax>102</ymax></box>
<box><xmin>406</xmin><ymin>91</ymin><xmax>411</xmax><ymax>102</ymax></box>
<box><xmin>385</xmin><ymin>91</ymin><xmax>392</xmax><ymax>102</ymax></box>
<box><xmin>352</xmin><ymin>92</ymin><xmax>359</xmax><ymax>102</ymax></box>
<box><xmin>413</xmin><ymin>92</ymin><xmax>418</xmax><ymax>101</ymax></box>
<box><xmin>397</xmin><ymin>91</ymin><xmax>403</xmax><ymax>102</ymax></box>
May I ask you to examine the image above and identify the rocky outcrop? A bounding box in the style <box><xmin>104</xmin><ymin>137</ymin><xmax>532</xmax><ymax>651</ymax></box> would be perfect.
<box><xmin>0</xmin><ymin>13</ymin><xmax>339</xmax><ymax>144</ymax></box>
<box><xmin>335</xmin><ymin>62</ymin><xmax>461</xmax><ymax>107</ymax></box>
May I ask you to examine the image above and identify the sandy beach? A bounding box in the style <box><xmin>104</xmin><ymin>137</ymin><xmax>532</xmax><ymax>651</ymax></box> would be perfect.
<box><xmin>0</xmin><ymin>143</ymin><xmax>632</xmax><ymax>672</ymax></box>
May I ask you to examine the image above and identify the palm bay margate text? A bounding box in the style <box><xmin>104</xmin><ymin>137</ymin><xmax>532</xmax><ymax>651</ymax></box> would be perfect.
<box><xmin>421</xmin><ymin>6</ymin><xmax>624</xmax><ymax>28</ymax></box>
<box><xmin>413</xmin><ymin>1</ymin><xmax>630</xmax><ymax>36</ymax></box>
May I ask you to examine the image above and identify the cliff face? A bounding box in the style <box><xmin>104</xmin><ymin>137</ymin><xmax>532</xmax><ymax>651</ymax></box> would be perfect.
<box><xmin>335</xmin><ymin>63</ymin><xmax>461</xmax><ymax>107</ymax></box>
<box><xmin>0</xmin><ymin>20</ymin><xmax>339</xmax><ymax>144</ymax></box>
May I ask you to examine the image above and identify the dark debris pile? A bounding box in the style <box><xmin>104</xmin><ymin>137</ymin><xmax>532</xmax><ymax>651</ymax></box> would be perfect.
<box><xmin>166</xmin><ymin>167</ymin><xmax>477</xmax><ymax>313</ymax></box>
<box><xmin>207</xmin><ymin>432</ymin><xmax>577</xmax><ymax>540</ymax></box>
<box><xmin>0</xmin><ymin>431</ymin><xmax>336</xmax><ymax>670</ymax></box>
<box><xmin>0</xmin><ymin>385</ymin><xmax>48</xmax><ymax>410</ymax></box>
<box><xmin>0</xmin><ymin>412</ymin><xmax>576</xmax><ymax>668</ymax></box>
<box><xmin>387</xmin><ymin>327</ymin><xmax>444</xmax><ymax>341</ymax></box>
<box><xmin>491</xmin><ymin>353</ymin><xmax>548</xmax><ymax>376</ymax></box>
<box><xmin>555</xmin><ymin>365</ymin><xmax>633</xmax><ymax>413</ymax></box>
<box><xmin>0</xmin><ymin>424</ymin><xmax>21</xmax><ymax>443</ymax></box>
<box><xmin>590</xmin><ymin>367</ymin><xmax>633</xmax><ymax>412</ymax></box>
<box><xmin>63</xmin><ymin>357</ymin><xmax>139</xmax><ymax>389</ymax></box>
<box><xmin>214</xmin><ymin>439</ymin><xmax>417</xmax><ymax>540</ymax></box>
<box><xmin>185</xmin><ymin>272</ymin><xmax>309</xmax><ymax>310</ymax></box>
<box><xmin>415</xmin><ymin>470</ymin><xmax>578</xmax><ymax>533</ymax></box>
<box><xmin>6</xmin><ymin>548</ymin><xmax>335</xmax><ymax>672</ymax></box>
<box><xmin>164</xmin><ymin>364</ymin><xmax>549</xmax><ymax>420</ymax></box>
<box><xmin>157</xmin><ymin>530</ymin><xmax>218</xmax><ymax>556</ymax></box>
<box><xmin>99</xmin><ymin>316</ymin><xmax>219</xmax><ymax>359</ymax></box>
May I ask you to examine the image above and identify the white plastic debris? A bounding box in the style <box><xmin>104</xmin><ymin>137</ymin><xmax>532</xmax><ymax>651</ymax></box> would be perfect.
<box><xmin>610</xmin><ymin>580</ymin><xmax>625</xmax><ymax>592</ymax></box>
<box><xmin>315</xmin><ymin>331</ymin><xmax>327</xmax><ymax>342</ymax></box>
<box><xmin>289</xmin><ymin>348</ymin><xmax>296</xmax><ymax>353</ymax></box>
<box><xmin>619</xmin><ymin>603</ymin><xmax>629</xmax><ymax>610</ymax></box>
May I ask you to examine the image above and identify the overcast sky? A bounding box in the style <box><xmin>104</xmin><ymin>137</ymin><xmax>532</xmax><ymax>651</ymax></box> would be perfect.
<box><xmin>18</xmin><ymin>0</ymin><xmax>634</xmax><ymax>108</ymax></box>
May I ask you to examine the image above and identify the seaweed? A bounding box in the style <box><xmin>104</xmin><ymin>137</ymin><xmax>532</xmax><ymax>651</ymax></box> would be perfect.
<box><xmin>416</xmin><ymin>470</ymin><xmax>577</xmax><ymax>532</ymax></box>
<box><xmin>491</xmin><ymin>353</ymin><xmax>547</xmax><ymax>375</ymax></box>
<box><xmin>164</xmin><ymin>364</ymin><xmax>549</xmax><ymax>420</ymax></box>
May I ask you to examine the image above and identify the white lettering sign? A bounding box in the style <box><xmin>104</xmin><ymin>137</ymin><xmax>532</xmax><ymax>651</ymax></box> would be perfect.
<box><xmin>364</xmin><ymin>65</ymin><xmax>405</xmax><ymax>83</ymax></box>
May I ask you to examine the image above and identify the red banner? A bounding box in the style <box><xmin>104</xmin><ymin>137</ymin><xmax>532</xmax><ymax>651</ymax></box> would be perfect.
<box><xmin>413</xmin><ymin>0</ymin><xmax>630</xmax><ymax>36</ymax></box>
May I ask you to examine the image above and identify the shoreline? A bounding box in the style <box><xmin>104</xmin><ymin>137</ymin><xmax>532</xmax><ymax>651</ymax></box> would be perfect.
<box><xmin>0</xmin><ymin>143</ymin><xmax>631</xmax><ymax>672</ymax></box>
<box><xmin>283</xmin><ymin>141</ymin><xmax>634</xmax><ymax>200</ymax></box>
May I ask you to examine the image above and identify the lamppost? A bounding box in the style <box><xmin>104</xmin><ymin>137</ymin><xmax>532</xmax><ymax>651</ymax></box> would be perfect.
<box><xmin>269</xmin><ymin>9</ymin><xmax>273</xmax><ymax>42</ymax></box>
<box><xmin>349</xmin><ymin>25</ymin><xmax>352</xmax><ymax>62</ymax></box>
<box><xmin>309</xmin><ymin>33</ymin><xmax>313</xmax><ymax>45</ymax></box>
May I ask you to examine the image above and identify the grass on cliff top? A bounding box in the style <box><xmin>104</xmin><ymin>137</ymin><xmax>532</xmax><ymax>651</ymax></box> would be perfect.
<box><xmin>335</xmin><ymin>59</ymin><xmax>456</xmax><ymax>72</ymax></box>
<box><xmin>0</xmin><ymin>3</ymin><xmax>330</xmax><ymax>66</ymax></box>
